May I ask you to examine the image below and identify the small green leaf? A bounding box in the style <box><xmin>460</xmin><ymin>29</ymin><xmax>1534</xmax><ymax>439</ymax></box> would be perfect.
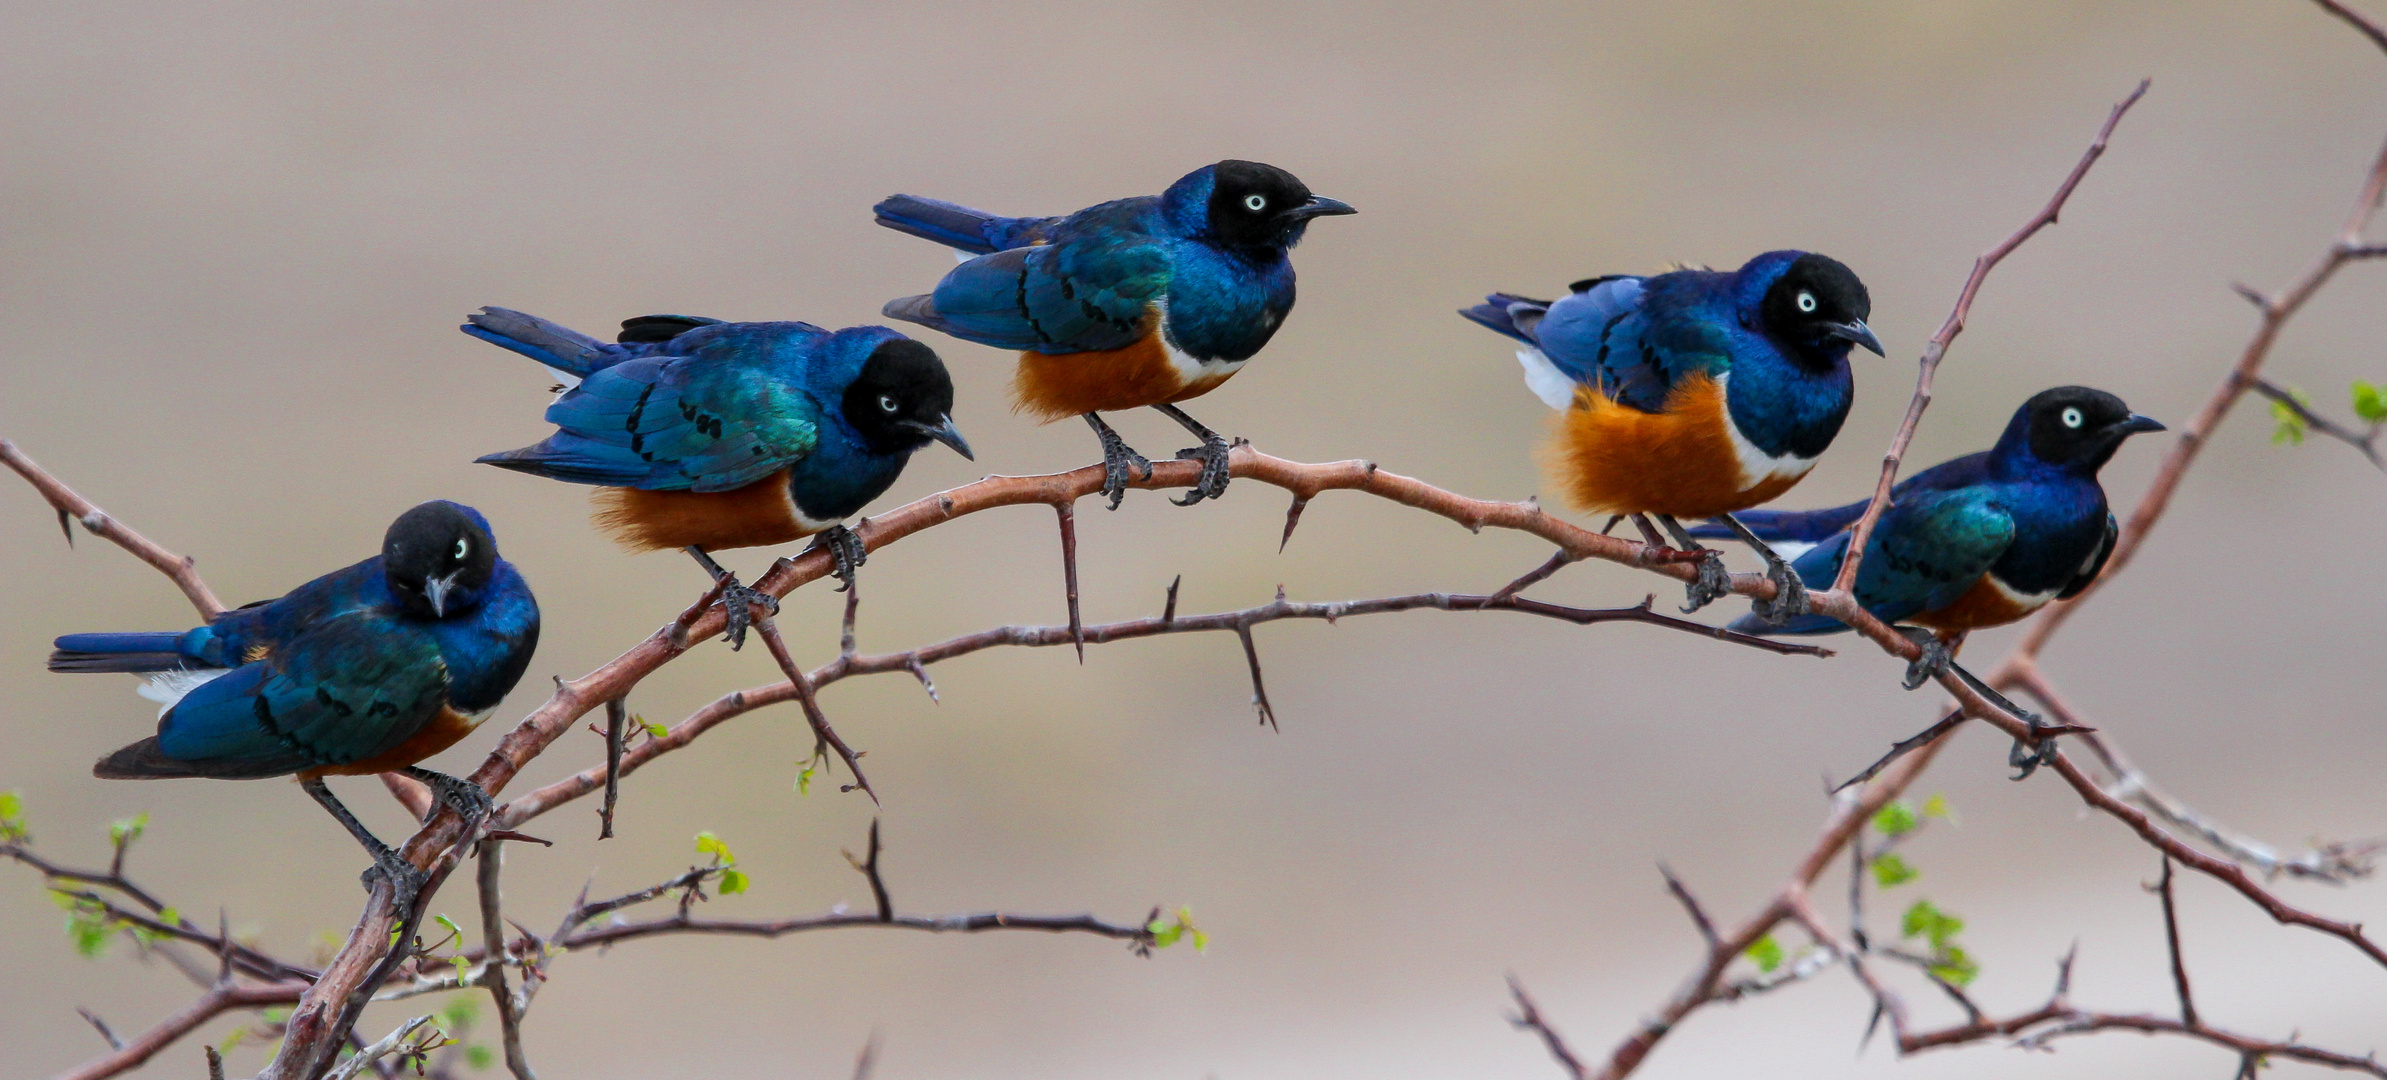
<box><xmin>2353</xmin><ymin>380</ymin><xmax>2387</xmax><ymax>424</ymax></box>
<box><xmin>218</xmin><ymin>1025</ymin><xmax>249</xmax><ymax>1053</ymax></box>
<box><xmin>694</xmin><ymin>831</ymin><xmax>736</xmax><ymax>865</ymax></box>
<box><xmin>1931</xmin><ymin>945</ymin><xmax>1980</xmax><ymax>987</ymax></box>
<box><xmin>718</xmin><ymin>867</ymin><xmax>749</xmax><ymax>895</ymax></box>
<box><xmin>66</xmin><ymin>908</ymin><xmax>110</xmax><ymax>958</ymax></box>
<box><xmin>156</xmin><ymin>906</ymin><xmax>181</xmax><ymax>928</ymax></box>
<box><xmin>2272</xmin><ymin>391</ymin><xmax>2311</xmax><ymax>446</ymax></box>
<box><xmin>1921</xmin><ymin>794</ymin><xmax>1952</xmax><ymax>820</ymax></box>
<box><xmin>433</xmin><ymin>914</ymin><xmax>464</xmax><ymax>940</ymax></box>
<box><xmin>1745</xmin><ymin>934</ymin><xmax>1784</xmax><ymax>973</ymax></box>
<box><xmin>645</xmin><ymin>721</ymin><xmax>670</xmax><ymax>739</ymax></box>
<box><xmin>1871</xmin><ymin>853</ymin><xmax>1919</xmax><ymax>888</ymax></box>
<box><xmin>452</xmin><ymin>954</ymin><xmax>473</xmax><ymax>980</ymax></box>
<box><xmin>0</xmin><ymin>790</ymin><xmax>24</xmax><ymax>839</ymax></box>
<box><xmin>1901</xmin><ymin>899</ymin><xmax>1965</xmax><ymax>950</ymax></box>
<box><xmin>108</xmin><ymin>812</ymin><xmax>149</xmax><ymax>847</ymax></box>
<box><xmin>1873</xmin><ymin>801</ymin><xmax>1918</xmax><ymax>837</ymax></box>
<box><xmin>441</xmin><ymin>995</ymin><xmax>479</xmax><ymax>1031</ymax></box>
<box><xmin>465</xmin><ymin>1044</ymin><xmax>496</xmax><ymax>1070</ymax></box>
<box><xmin>794</xmin><ymin>764</ymin><xmax>816</xmax><ymax>796</ymax></box>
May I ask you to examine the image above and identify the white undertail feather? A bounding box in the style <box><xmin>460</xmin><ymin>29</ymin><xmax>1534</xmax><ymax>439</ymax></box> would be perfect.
<box><xmin>136</xmin><ymin>669</ymin><xmax>230</xmax><ymax>718</ymax></box>
<box><xmin>1768</xmin><ymin>540</ymin><xmax>1819</xmax><ymax>563</ymax></box>
<box><xmin>1515</xmin><ymin>348</ymin><xmax>1577</xmax><ymax>411</ymax></box>
<box><xmin>952</xmin><ymin>248</ymin><xmax>975</xmax><ymax>264</ymax></box>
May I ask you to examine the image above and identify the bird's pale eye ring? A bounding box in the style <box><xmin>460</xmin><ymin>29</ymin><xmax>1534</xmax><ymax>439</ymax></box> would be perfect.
<box><xmin>1796</xmin><ymin>291</ymin><xmax>1818</xmax><ymax>313</ymax></box>
<box><xmin>879</xmin><ymin>394</ymin><xmax>899</xmax><ymax>413</ymax></box>
<box><xmin>2061</xmin><ymin>407</ymin><xmax>2084</xmax><ymax>429</ymax></box>
<box><xmin>453</xmin><ymin>538</ymin><xmax>469</xmax><ymax>561</ymax></box>
<box><xmin>1243</xmin><ymin>194</ymin><xmax>1267</xmax><ymax>212</ymax></box>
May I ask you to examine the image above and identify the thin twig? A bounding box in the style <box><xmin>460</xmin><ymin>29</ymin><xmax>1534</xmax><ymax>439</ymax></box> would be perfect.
<box><xmin>1508</xmin><ymin>976</ymin><xmax>1588</xmax><ymax>1080</ymax></box>
<box><xmin>1829</xmin><ymin>79</ymin><xmax>2148</xmax><ymax>596</ymax></box>
<box><xmin>2239</xmin><ymin>375</ymin><xmax>2383</xmax><ymax>469</ymax></box>
<box><xmin>0</xmin><ymin>439</ymin><xmax>225</xmax><ymax>617</ymax></box>
<box><xmin>2153</xmin><ymin>855</ymin><xmax>2198</xmax><ymax>1028</ymax></box>
<box><xmin>600</xmin><ymin>698</ymin><xmax>626</xmax><ymax>840</ymax></box>
<box><xmin>477</xmin><ymin>841</ymin><xmax>537</xmax><ymax>1080</ymax></box>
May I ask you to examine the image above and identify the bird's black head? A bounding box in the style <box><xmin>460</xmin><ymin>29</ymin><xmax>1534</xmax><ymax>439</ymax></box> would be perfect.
<box><xmin>2016</xmin><ymin>386</ymin><xmax>2166</xmax><ymax>473</ymax></box>
<box><xmin>384</xmin><ymin>501</ymin><xmax>498</xmax><ymax>620</ymax></box>
<box><xmin>1757</xmin><ymin>253</ymin><xmax>1883</xmax><ymax>363</ymax></box>
<box><xmin>842</xmin><ymin>338</ymin><xmax>972</xmax><ymax>461</ymax></box>
<box><xmin>1201</xmin><ymin>160</ymin><xmax>1356</xmax><ymax>251</ymax></box>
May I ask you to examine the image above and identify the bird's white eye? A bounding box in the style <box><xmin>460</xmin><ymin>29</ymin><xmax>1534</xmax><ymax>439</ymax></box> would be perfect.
<box><xmin>1796</xmin><ymin>291</ymin><xmax>1818</xmax><ymax>313</ymax></box>
<box><xmin>453</xmin><ymin>538</ymin><xmax>469</xmax><ymax>560</ymax></box>
<box><xmin>2061</xmin><ymin>407</ymin><xmax>2084</xmax><ymax>429</ymax></box>
<box><xmin>879</xmin><ymin>394</ymin><xmax>899</xmax><ymax>413</ymax></box>
<box><xmin>1243</xmin><ymin>194</ymin><xmax>1267</xmax><ymax>212</ymax></box>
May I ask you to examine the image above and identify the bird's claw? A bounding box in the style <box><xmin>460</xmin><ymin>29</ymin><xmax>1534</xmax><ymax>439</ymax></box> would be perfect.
<box><xmin>1170</xmin><ymin>438</ymin><xmax>1232</xmax><ymax>506</ymax></box>
<box><xmin>1749</xmin><ymin>556</ymin><xmax>1810</xmax><ymax>624</ymax></box>
<box><xmin>811</xmin><ymin>524</ymin><xmax>867</xmax><ymax>592</ymax></box>
<box><xmin>2007</xmin><ymin>720</ymin><xmax>2062</xmax><ymax>781</ymax></box>
<box><xmin>360</xmin><ymin>843</ymin><xmax>428</xmax><ymax>912</ymax></box>
<box><xmin>1677</xmin><ymin>551</ymin><xmax>1731</xmax><ymax>613</ymax></box>
<box><xmin>1092</xmin><ymin>428</ymin><xmax>1152</xmax><ymax>511</ymax></box>
<box><xmin>713</xmin><ymin>574</ymin><xmax>780</xmax><ymax>651</ymax></box>
<box><xmin>405</xmin><ymin>768</ymin><xmax>494</xmax><ymax>836</ymax></box>
<box><xmin>1898</xmin><ymin>627</ymin><xmax>1950</xmax><ymax>691</ymax></box>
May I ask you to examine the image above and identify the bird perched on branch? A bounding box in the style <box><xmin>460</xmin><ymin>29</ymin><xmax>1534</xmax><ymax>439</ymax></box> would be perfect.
<box><xmin>875</xmin><ymin>159</ymin><xmax>1355</xmax><ymax>509</ymax></box>
<box><xmin>1463</xmin><ymin>252</ymin><xmax>1883</xmax><ymax>620</ymax></box>
<box><xmin>1697</xmin><ymin>386</ymin><xmax>2162</xmax><ymax>639</ymax></box>
<box><xmin>1697</xmin><ymin>386</ymin><xmax>2162</xmax><ymax>774</ymax></box>
<box><xmin>50</xmin><ymin>501</ymin><xmax>540</xmax><ymax>907</ymax></box>
<box><xmin>465</xmin><ymin>309</ymin><xmax>972</xmax><ymax>646</ymax></box>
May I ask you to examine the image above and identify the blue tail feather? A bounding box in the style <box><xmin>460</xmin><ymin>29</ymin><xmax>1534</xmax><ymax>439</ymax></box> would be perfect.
<box><xmin>1459</xmin><ymin>293</ymin><xmax>1549</xmax><ymax>345</ymax></box>
<box><xmin>873</xmin><ymin>194</ymin><xmax>1051</xmax><ymax>255</ymax></box>
<box><xmin>1686</xmin><ymin>501</ymin><xmax>1875</xmax><ymax>544</ymax></box>
<box><xmin>51</xmin><ymin>631</ymin><xmax>197</xmax><ymax>674</ymax></box>
<box><xmin>462</xmin><ymin>307</ymin><xmax>613</xmax><ymax>378</ymax></box>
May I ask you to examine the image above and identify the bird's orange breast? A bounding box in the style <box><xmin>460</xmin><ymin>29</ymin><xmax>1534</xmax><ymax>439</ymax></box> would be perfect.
<box><xmin>301</xmin><ymin>705</ymin><xmax>485</xmax><ymax>779</ymax></box>
<box><xmin>1908</xmin><ymin>575</ymin><xmax>2045</xmax><ymax>633</ymax></box>
<box><xmin>1012</xmin><ymin>326</ymin><xmax>1236</xmax><ymax>421</ymax></box>
<box><xmin>591</xmin><ymin>469</ymin><xmax>816</xmax><ymax>553</ymax></box>
<box><xmin>1544</xmin><ymin>373</ymin><xmax>1808</xmax><ymax>519</ymax></box>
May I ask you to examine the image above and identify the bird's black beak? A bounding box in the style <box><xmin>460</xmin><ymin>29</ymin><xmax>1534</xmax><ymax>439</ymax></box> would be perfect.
<box><xmin>1283</xmin><ymin>195</ymin><xmax>1357</xmax><ymax>222</ymax></box>
<box><xmin>2111</xmin><ymin>413</ymin><xmax>2167</xmax><ymax>436</ymax></box>
<box><xmin>1824</xmin><ymin>319</ymin><xmax>1886</xmax><ymax>356</ymax></box>
<box><xmin>904</xmin><ymin>415</ymin><xmax>974</xmax><ymax>460</ymax></box>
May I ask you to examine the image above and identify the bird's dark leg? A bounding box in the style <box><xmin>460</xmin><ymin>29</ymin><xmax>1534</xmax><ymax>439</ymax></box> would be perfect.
<box><xmin>302</xmin><ymin>777</ymin><xmax>425</xmax><ymax>911</ymax></box>
<box><xmin>1711</xmin><ymin>513</ymin><xmax>1809</xmax><ymax>623</ymax></box>
<box><xmin>400</xmin><ymin>766</ymin><xmax>493</xmax><ymax>835</ymax></box>
<box><xmin>1082</xmin><ymin>413</ymin><xmax>1151</xmax><ymax>511</ymax></box>
<box><xmin>1654</xmin><ymin>514</ymin><xmax>1732</xmax><ymax>614</ymax></box>
<box><xmin>803</xmin><ymin>524</ymin><xmax>867</xmax><ymax>592</ymax></box>
<box><xmin>685</xmin><ymin>546</ymin><xmax>778</xmax><ymax>651</ymax></box>
<box><xmin>1892</xmin><ymin>627</ymin><xmax>2054</xmax><ymax>779</ymax></box>
<box><xmin>1152</xmin><ymin>403</ymin><xmax>1232</xmax><ymax>506</ymax></box>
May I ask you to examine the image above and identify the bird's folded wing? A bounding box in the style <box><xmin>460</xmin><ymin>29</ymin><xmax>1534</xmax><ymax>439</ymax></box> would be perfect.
<box><xmin>155</xmin><ymin>615</ymin><xmax>448</xmax><ymax>772</ymax></box>
<box><xmin>488</xmin><ymin>357</ymin><xmax>823</xmax><ymax>492</ymax></box>
<box><xmin>1854</xmin><ymin>489</ymin><xmax>2017</xmax><ymax>622</ymax></box>
<box><xmin>909</xmin><ymin>239</ymin><xmax>1169</xmax><ymax>353</ymax></box>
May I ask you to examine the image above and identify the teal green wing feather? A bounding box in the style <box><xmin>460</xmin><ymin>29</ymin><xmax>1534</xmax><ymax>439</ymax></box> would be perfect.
<box><xmin>155</xmin><ymin>613</ymin><xmax>450</xmax><ymax>773</ymax></box>
<box><xmin>1851</xmin><ymin>489</ymin><xmax>2016</xmax><ymax>624</ymax></box>
<box><xmin>494</xmin><ymin>356</ymin><xmax>823</xmax><ymax>493</ymax></box>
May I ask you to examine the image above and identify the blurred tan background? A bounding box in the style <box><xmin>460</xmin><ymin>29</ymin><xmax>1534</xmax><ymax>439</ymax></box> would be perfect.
<box><xmin>3</xmin><ymin>1</ymin><xmax>2384</xmax><ymax>1076</ymax></box>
